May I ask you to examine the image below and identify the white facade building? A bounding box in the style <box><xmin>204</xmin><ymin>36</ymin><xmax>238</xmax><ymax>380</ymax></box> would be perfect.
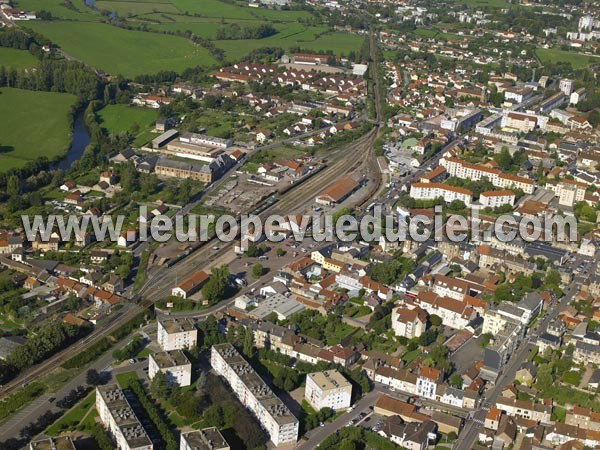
<box><xmin>440</xmin><ymin>157</ymin><xmax>534</xmax><ymax>194</ymax></box>
<box><xmin>559</xmin><ymin>78</ymin><xmax>574</xmax><ymax>96</ymax></box>
<box><xmin>211</xmin><ymin>344</ymin><xmax>299</xmax><ymax>447</ymax></box>
<box><xmin>96</xmin><ymin>385</ymin><xmax>153</xmax><ymax>450</ymax></box>
<box><xmin>157</xmin><ymin>317</ymin><xmax>197</xmax><ymax>351</ymax></box>
<box><xmin>180</xmin><ymin>428</ymin><xmax>230</xmax><ymax>450</ymax></box>
<box><xmin>479</xmin><ymin>190</ymin><xmax>515</xmax><ymax>208</ymax></box>
<box><xmin>305</xmin><ymin>370</ymin><xmax>353</xmax><ymax>411</ymax></box>
<box><xmin>148</xmin><ymin>350</ymin><xmax>192</xmax><ymax>387</ymax></box>
<box><xmin>410</xmin><ymin>182</ymin><xmax>473</xmax><ymax>206</ymax></box>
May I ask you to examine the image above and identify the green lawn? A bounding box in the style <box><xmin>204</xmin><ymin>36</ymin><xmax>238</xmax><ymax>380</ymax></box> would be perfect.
<box><xmin>25</xmin><ymin>21</ymin><xmax>218</xmax><ymax>77</ymax></box>
<box><xmin>402</xmin><ymin>349</ymin><xmax>422</xmax><ymax>364</ymax></box>
<box><xmin>115</xmin><ymin>371</ymin><xmax>140</xmax><ymax>387</ymax></box>
<box><xmin>0</xmin><ymin>48</ymin><xmax>39</xmax><ymax>70</ymax></box>
<box><xmin>536</xmin><ymin>48</ymin><xmax>598</xmax><ymax>70</ymax></box>
<box><xmin>46</xmin><ymin>390</ymin><xmax>96</xmax><ymax>436</ymax></box>
<box><xmin>0</xmin><ymin>87</ymin><xmax>76</xmax><ymax>170</ymax></box>
<box><xmin>97</xmin><ymin>104</ymin><xmax>157</xmax><ymax>135</ymax></box>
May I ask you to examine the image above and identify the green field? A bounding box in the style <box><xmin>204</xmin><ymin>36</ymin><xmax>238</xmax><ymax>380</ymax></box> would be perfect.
<box><xmin>0</xmin><ymin>48</ymin><xmax>39</xmax><ymax>70</ymax></box>
<box><xmin>170</xmin><ymin>0</ymin><xmax>311</xmax><ymax>21</ymax></box>
<box><xmin>216</xmin><ymin>26</ymin><xmax>362</xmax><ymax>61</ymax></box>
<box><xmin>536</xmin><ymin>48</ymin><xmax>598</xmax><ymax>70</ymax></box>
<box><xmin>90</xmin><ymin>0</ymin><xmax>312</xmax><ymax>22</ymax></box>
<box><xmin>0</xmin><ymin>88</ymin><xmax>76</xmax><ymax>170</ymax></box>
<box><xmin>97</xmin><ymin>104</ymin><xmax>157</xmax><ymax>135</ymax></box>
<box><xmin>25</xmin><ymin>21</ymin><xmax>218</xmax><ymax>77</ymax></box>
<box><xmin>15</xmin><ymin>0</ymin><xmax>100</xmax><ymax>21</ymax></box>
<box><xmin>95</xmin><ymin>0</ymin><xmax>181</xmax><ymax>16</ymax></box>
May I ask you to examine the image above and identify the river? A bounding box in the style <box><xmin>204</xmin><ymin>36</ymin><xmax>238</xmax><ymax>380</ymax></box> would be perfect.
<box><xmin>53</xmin><ymin>113</ymin><xmax>90</xmax><ymax>171</ymax></box>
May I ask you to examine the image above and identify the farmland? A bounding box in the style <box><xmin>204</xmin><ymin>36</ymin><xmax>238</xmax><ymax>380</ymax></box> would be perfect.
<box><xmin>0</xmin><ymin>48</ymin><xmax>38</xmax><ymax>70</ymax></box>
<box><xmin>24</xmin><ymin>21</ymin><xmax>218</xmax><ymax>78</ymax></box>
<box><xmin>0</xmin><ymin>88</ymin><xmax>76</xmax><ymax>170</ymax></box>
<box><xmin>97</xmin><ymin>104</ymin><xmax>158</xmax><ymax>136</ymax></box>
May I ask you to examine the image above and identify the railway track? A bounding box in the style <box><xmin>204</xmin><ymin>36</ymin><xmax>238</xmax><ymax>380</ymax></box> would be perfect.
<box><xmin>0</xmin><ymin>34</ymin><xmax>386</xmax><ymax>402</ymax></box>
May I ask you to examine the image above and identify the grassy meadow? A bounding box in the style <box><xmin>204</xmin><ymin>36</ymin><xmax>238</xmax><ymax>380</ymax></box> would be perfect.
<box><xmin>0</xmin><ymin>48</ymin><xmax>39</xmax><ymax>70</ymax></box>
<box><xmin>24</xmin><ymin>21</ymin><xmax>218</xmax><ymax>77</ymax></box>
<box><xmin>97</xmin><ymin>104</ymin><xmax>158</xmax><ymax>135</ymax></box>
<box><xmin>0</xmin><ymin>88</ymin><xmax>76</xmax><ymax>170</ymax></box>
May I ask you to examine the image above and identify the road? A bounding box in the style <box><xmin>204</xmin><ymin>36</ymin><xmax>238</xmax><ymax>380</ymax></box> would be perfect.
<box><xmin>454</xmin><ymin>258</ymin><xmax>592</xmax><ymax>450</ymax></box>
<box><xmin>0</xmin><ymin>27</ymin><xmax>390</xmax><ymax>445</ymax></box>
<box><xmin>297</xmin><ymin>388</ymin><xmax>382</xmax><ymax>449</ymax></box>
<box><xmin>0</xmin><ymin>326</ymin><xmax>153</xmax><ymax>444</ymax></box>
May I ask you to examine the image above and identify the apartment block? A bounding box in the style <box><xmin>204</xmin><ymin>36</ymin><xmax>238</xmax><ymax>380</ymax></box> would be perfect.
<box><xmin>149</xmin><ymin>350</ymin><xmax>192</xmax><ymax>387</ymax></box>
<box><xmin>545</xmin><ymin>179</ymin><xmax>586</xmax><ymax>207</ymax></box>
<box><xmin>440</xmin><ymin>156</ymin><xmax>535</xmax><ymax>194</ymax></box>
<box><xmin>392</xmin><ymin>306</ymin><xmax>428</xmax><ymax>338</ymax></box>
<box><xmin>410</xmin><ymin>182</ymin><xmax>473</xmax><ymax>206</ymax></box>
<box><xmin>210</xmin><ymin>343</ymin><xmax>299</xmax><ymax>447</ymax></box>
<box><xmin>305</xmin><ymin>370</ymin><xmax>352</xmax><ymax>411</ymax></box>
<box><xmin>481</xmin><ymin>318</ymin><xmax>524</xmax><ymax>382</ymax></box>
<box><xmin>157</xmin><ymin>317</ymin><xmax>197</xmax><ymax>351</ymax></box>
<box><xmin>479</xmin><ymin>190</ymin><xmax>515</xmax><ymax>208</ymax></box>
<box><xmin>180</xmin><ymin>427</ymin><xmax>230</xmax><ymax>450</ymax></box>
<box><xmin>95</xmin><ymin>384</ymin><xmax>153</xmax><ymax>450</ymax></box>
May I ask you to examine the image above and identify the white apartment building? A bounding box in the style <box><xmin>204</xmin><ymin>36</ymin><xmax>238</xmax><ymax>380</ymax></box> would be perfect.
<box><xmin>479</xmin><ymin>190</ymin><xmax>515</xmax><ymax>208</ymax></box>
<box><xmin>180</xmin><ymin>427</ymin><xmax>230</xmax><ymax>450</ymax></box>
<box><xmin>502</xmin><ymin>112</ymin><xmax>538</xmax><ymax>132</ymax></box>
<box><xmin>149</xmin><ymin>350</ymin><xmax>192</xmax><ymax>387</ymax></box>
<box><xmin>504</xmin><ymin>87</ymin><xmax>533</xmax><ymax>104</ymax></box>
<box><xmin>305</xmin><ymin>370</ymin><xmax>352</xmax><ymax>411</ymax></box>
<box><xmin>416</xmin><ymin>366</ymin><xmax>442</xmax><ymax>400</ymax></box>
<box><xmin>579</xmin><ymin>15</ymin><xmax>594</xmax><ymax>30</ymax></box>
<box><xmin>414</xmin><ymin>291</ymin><xmax>477</xmax><ymax>330</ymax></box>
<box><xmin>482</xmin><ymin>309</ymin><xmax>513</xmax><ymax>335</ymax></box>
<box><xmin>432</xmin><ymin>275</ymin><xmax>471</xmax><ymax>301</ymax></box>
<box><xmin>410</xmin><ymin>182</ymin><xmax>473</xmax><ymax>206</ymax></box>
<box><xmin>559</xmin><ymin>78</ymin><xmax>574</xmax><ymax>96</ymax></box>
<box><xmin>392</xmin><ymin>306</ymin><xmax>427</xmax><ymax>338</ymax></box>
<box><xmin>440</xmin><ymin>157</ymin><xmax>535</xmax><ymax>194</ymax></box>
<box><xmin>96</xmin><ymin>385</ymin><xmax>153</xmax><ymax>450</ymax></box>
<box><xmin>157</xmin><ymin>317</ymin><xmax>197</xmax><ymax>351</ymax></box>
<box><xmin>545</xmin><ymin>179</ymin><xmax>586</xmax><ymax>207</ymax></box>
<box><xmin>211</xmin><ymin>343</ymin><xmax>299</xmax><ymax>447</ymax></box>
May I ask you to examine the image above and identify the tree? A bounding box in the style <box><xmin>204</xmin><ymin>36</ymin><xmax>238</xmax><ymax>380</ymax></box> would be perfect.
<box><xmin>496</xmin><ymin>147</ymin><xmax>512</xmax><ymax>171</ymax></box>
<box><xmin>150</xmin><ymin>371</ymin><xmax>170</xmax><ymax>399</ymax></box>
<box><xmin>243</xmin><ymin>327</ymin><xmax>254</xmax><ymax>358</ymax></box>
<box><xmin>449</xmin><ymin>373</ymin><xmax>462</xmax><ymax>388</ymax></box>
<box><xmin>202</xmin><ymin>265</ymin><xmax>230</xmax><ymax>304</ymax></box>
<box><xmin>169</xmin><ymin>382</ymin><xmax>181</xmax><ymax>404</ymax></box>
<box><xmin>203</xmin><ymin>405</ymin><xmax>225</xmax><ymax>428</ymax></box>
<box><xmin>86</xmin><ymin>369</ymin><xmax>103</xmax><ymax>386</ymax></box>
<box><xmin>276</xmin><ymin>247</ymin><xmax>285</xmax><ymax>257</ymax></box>
<box><xmin>429</xmin><ymin>314</ymin><xmax>442</xmax><ymax>327</ymax></box>
<box><xmin>252</xmin><ymin>264</ymin><xmax>264</xmax><ymax>279</ymax></box>
<box><xmin>339</xmin><ymin>441</ymin><xmax>357</xmax><ymax>450</ymax></box>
